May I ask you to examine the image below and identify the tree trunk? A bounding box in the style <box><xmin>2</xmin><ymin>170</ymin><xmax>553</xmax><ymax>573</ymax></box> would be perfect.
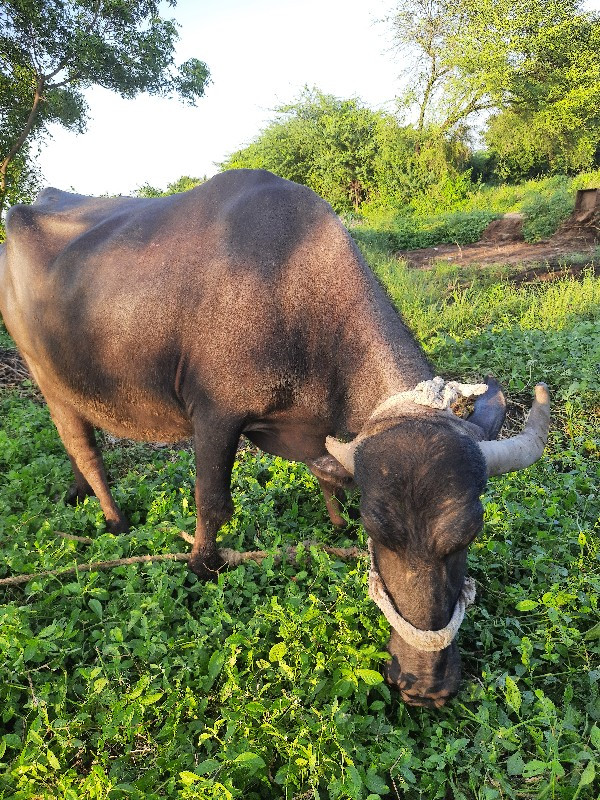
<box><xmin>0</xmin><ymin>75</ymin><xmax>45</xmax><ymax>217</ymax></box>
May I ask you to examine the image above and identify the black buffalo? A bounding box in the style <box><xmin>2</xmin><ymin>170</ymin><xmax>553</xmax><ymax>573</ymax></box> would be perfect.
<box><xmin>0</xmin><ymin>169</ymin><xmax>550</xmax><ymax>706</ymax></box>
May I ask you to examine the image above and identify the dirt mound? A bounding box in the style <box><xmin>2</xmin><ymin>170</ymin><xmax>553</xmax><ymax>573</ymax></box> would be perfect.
<box><xmin>399</xmin><ymin>189</ymin><xmax>599</xmax><ymax>271</ymax></box>
<box><xmin>480</xmin><ymin>213</ymin><xmax>523</xmax><ymax>243</ymax></box>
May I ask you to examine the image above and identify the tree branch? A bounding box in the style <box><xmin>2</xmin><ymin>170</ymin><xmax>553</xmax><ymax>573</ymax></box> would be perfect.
<box><xmin>0</xmin><ymin>74</ymin><xmax>45</xmax><ymax>200</ymax></box>
<box><xmin>45</xmin><ymin>0</ymin><xmax>103</xmax><ymax>83</ymax></box>
<box><xmin>0</xmin><ymin>533</ymin><xmax>367</xmax><ymax>588</ymax></box>
<box><xmin>438</xmin><ymin>96</ymin><xmax>495</xmax><ymax>134</ymax></box>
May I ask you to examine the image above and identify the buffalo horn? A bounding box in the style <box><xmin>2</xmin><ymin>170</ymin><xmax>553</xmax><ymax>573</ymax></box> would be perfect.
<box><xmin>478</xmin><ymin>383</ymin><xmax>551</xmax><ymax>476</ymax></box>
<box><xmin>325</xmin><ymin>435</ymin><xmax>362</xmax><ymax>475</ymax></box>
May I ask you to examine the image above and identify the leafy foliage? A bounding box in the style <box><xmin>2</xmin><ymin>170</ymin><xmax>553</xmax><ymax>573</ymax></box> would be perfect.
<box><xmin>391</xmin><ymin>0</ymin><xmax>600</xmax><ymax>179</ymax></box>
<box><xmin>222</xmin><ymin>88</ymin><xmax>385</xmax><ymax>212</ymax></box>
<box><xmin>356</xmin><ymin>168</ymin><xmax>600</xmax><ymax>252</ymax></box>
<box><xmin>135</xmin><ymin>175</ymin><xmax>206</xmax><ymax>198</ymax></box>
<box><xmin>351</xmin><ymin>208</ymin><xmax>497</xmax><ymax>252</ymax></box>
<box><xmin>480</xmin><ymin>3</ymin><xmax>600</xmax><ymax>178</ymax></box>
<box><xmin>0</xmin><ymin>0</ymin><xmax>210</xmax><ymax>215</ymax></box>
<box><xmin>221</xmin><ymin>88</ymin><xmax>471</xmax><ymax>213</ymax></box>
<box><xmin>1</xmin><ymin>241</ymin><xmax>599</xmax><ymax>797</ymax></box>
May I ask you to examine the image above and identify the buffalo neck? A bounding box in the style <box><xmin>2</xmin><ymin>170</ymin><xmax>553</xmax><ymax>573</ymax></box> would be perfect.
<box><xmin>333</xmin><ymin>265</ymin><xmax>433</xmax><ymax>435</ymax></box>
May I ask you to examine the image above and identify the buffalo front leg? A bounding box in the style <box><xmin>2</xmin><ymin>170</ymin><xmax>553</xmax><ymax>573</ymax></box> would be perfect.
<box><xmin>188</xmin><ymin>418</ymin><xmax>241</xmax><ymax>580</ymax></box>
<box><xmin>46</xmin><ymin>399</ymin><xmax>128</xmax><ymax>533</ymax></box>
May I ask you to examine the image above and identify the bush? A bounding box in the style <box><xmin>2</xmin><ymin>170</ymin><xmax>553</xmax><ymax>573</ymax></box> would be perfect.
<box><xmin>521</xmin><ymin>190</ymin><xmax>574</xmax><ymax>242</ymax></box>
<box><xmin>351</xmin><ymin>210</ymin><xmax>498</xmax><ymax>252</ymax></box>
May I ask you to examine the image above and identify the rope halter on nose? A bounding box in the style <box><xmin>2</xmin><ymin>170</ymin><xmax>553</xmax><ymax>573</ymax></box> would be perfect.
<box><xmin>367</xmin><ymin>539</ymin><xmax>477</xmax><ymax>652</ymax></box>
<box><xmin>365</xmin><ymin>377</ymin><xmax>481</xmax><ymax>651</ymax></box>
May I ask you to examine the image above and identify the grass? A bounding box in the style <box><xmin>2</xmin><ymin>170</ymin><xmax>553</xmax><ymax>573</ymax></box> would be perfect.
<box><xmin>1</xmin><ymin>252</ymin><xmax>600</xmax><ymax>798</ymax></box>
<box><xmin>349</xmin><ymin>168</ymin><xmax>600</xmax><ymax>250</ymax></box>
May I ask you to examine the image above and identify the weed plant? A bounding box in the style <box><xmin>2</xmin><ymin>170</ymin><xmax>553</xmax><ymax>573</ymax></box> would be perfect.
<box><xmin>0</xmin><ymin>258</ymin><xmax>599</xmax><ymax>798</ymax></box>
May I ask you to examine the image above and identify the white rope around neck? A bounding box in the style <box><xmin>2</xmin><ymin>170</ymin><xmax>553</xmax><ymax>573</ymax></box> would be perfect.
<box><xmin>367</xmin><ymin>539</ymin><xmax>476</xmax><ymax>652</ymax></box>
<box><xmin>371</xmin><ymin>376</ymin><xmax>488</xmax><ymax>421</ymax></box>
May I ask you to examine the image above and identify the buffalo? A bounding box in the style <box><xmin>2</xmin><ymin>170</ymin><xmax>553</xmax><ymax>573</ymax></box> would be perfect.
<box><xmin>0</xmin><ymin>169</ymin><xmax>550</xmax><ymax>706</ymax></box>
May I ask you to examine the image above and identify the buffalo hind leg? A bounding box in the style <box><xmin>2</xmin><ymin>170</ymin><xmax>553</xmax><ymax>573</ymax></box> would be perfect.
<box><xmin>47</xmin><ymin>399</ymin><xmax>128</xmax><ymax>533</ymax></box>
<box><xmin>188</xmin><ymin>417</ymin><xmax>241</xmax><ymax>581</ymax></box>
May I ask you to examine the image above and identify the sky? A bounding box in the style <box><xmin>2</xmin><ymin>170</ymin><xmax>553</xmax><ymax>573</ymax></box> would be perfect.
<box><xmin>37</xmin><ymin>0</ymin><xmax>398</xmax><ymax>197</ymax></box>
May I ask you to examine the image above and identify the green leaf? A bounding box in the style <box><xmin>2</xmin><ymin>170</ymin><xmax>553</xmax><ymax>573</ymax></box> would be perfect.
<box><xmin>505</xmin><ymin>676</ymin><xmax>522</xmax><ymax>715</ymax></box>
<box><xmin>196</xmin><ymin>758</ymin><xmax>221</xmax><ymax>775</ymax></box>
<box><xmin>550</xmin><ymin>760</ymin><xmax>565</xmax><ymax>779</ymax></box>
<box><xmin>140</xmin><ymin>692</ymin><xmax>163</xmax><ymax>705</ymax></box>
<box><xmin>88</xmin><ymin>599</ymin><xmax>102</xmax><ymax>619</ymax></box>
<box><xmin>506</xmin><ymin>752</ymin><xmax>525</xmax><ymax>776</ymax></box>
<box><xmin>356</xmin><ymin>669</ymin><xmax>384</xmax><ymax>686</ymax></box>
<box><xmin>365</xmin><ymin>769</ymin><xmax>389</xmax><ymax>794</ymax></box>
<box><xmin>563</xmin><ymin>683</ymin><xmax>574</xmax><ymax>705</ymax></box>
<box><xmin>93</xmin><ymin>677</ymin><xmax>108</xmax><ymax>694</ymax></box>
<box><xmin>38</xmin><ymin>623</ymin><xmax>58</xmax><ymax>638</ymax></box>
<box><xmin>584</xmin><ymin>622</ymin><xmax>600</xmax><ymax>641</ymax></box>
<box><xmin>269</xmin><ymin>642</ymin><xmax>287</xmax><ymax>662</ymax></box>
<box><xmin>522</xmin><ymin>760</ymin><xmax>548</xmax><ymax>778</ymax></box>
<box><xmin>46</xmin><ymin>749</ymin><xmax>60</xmax><ymax>769</ymax></box>
<box><xmin>516</xmin><ymin>599</ymin><xmax>538</xmax><ymax>611</ymax></box>
<box><xmin>345</xmin><ymin>764</ymin><xmax>363</xmax><ymax>795</ymax></box>
<box><xmin>208</xmin><ymin>650</ymin><xmax>225</xmax><ymax>680</ymax></box>
<box><xmin>590</xmin><ymin>725</ymin><xmax>600</xmax><ymax>750</ymax></box>
<box><xmin>179</xmin><ymin>771</ymin><xmax>202</xmax><ymax>786</ymax></box>
<box><xmin>577</xmin><ymin>760</ymin><xmax>596</xmax><ymax>788</ymax></box>
<box><xmin>233</xmin><ymin>752</ymin><xmax>266</xmax><ymax>774</ymax></box>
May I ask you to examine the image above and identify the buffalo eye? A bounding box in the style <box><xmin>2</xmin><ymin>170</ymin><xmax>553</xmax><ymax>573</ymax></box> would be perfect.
<box><xmin>438</xmin><ymin>516</ymin><xmax>483</xmax><ymax>557</ymax></box>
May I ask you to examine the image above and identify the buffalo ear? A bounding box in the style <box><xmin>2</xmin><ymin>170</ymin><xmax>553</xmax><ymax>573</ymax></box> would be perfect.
<box><xmin>467</xmin><ymin>376</ymin><xmax>506</xmax><ymax>441</ymax></box>
<box><xmin>308</xmin><ymin>454</ymin><xmax>355</xmax><ymax>489</ymax></box>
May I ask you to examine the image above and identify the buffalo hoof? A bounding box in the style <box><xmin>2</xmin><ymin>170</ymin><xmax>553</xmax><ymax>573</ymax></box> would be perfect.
<box><xmin>188</xmin><ymin>550</ymin><xmax>226</xmax><ymax>582</ymax></box>
<box><xmin>65</xmin><ymin>483</ymin><xmax>94</xmax><ymax>505</ymax></box>
<box><xmin>106</xmin><ymin>518</ymin><xmax>130</xmax><ymax>535</ymax></box>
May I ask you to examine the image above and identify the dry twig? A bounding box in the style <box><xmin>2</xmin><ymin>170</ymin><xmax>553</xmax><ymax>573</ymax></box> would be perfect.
<box><xmin>56</xmin><ymin>531</ymin><xmax>94</xmax><ymax>544</ymax></box>
<box><xmin>0</xmin><ymin>531</ymin><xmax>367</xmax><ymax>588</ymax></box>
<box><xmin>0</xmin><ymin>553</ymin><xmax>191</xmax><ymax>586</ymax></box>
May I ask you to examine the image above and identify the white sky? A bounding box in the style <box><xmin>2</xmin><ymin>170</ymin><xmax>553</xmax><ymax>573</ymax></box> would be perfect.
<box><xmin>37</xmin><ymin>0</ymin><xmax>397</xmax><ymax>196</ymax></box>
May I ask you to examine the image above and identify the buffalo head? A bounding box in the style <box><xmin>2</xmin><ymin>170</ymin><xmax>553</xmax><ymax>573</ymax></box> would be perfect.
<box><xmin>312</xmin><ymin>379</ymin><xmax>550</xmax><ymax>707</ymax></box>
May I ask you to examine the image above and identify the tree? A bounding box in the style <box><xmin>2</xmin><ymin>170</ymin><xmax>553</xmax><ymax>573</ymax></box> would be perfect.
<box><xmin>135</xmin><ymin>175</ymin><xmax>205</xmax><ymax>197</ymax></box>
<box><xmin>221</xmin><ymin>87</ymin><xmax>472</xmax><ymax>213</ymax></box>
<box><xmin>391</xmin><ymin>0</ymin><xmax>495</xmax><ymax>140</ymax></box>
<box><xmin>222</xmin><ymin>88</ymin><xmax>388</xmax><ymax>212</ymax></box>
<box><xmin>480</xmin><ymin>4</ymin><xmax>600</xmax><ymax>177</ymax></box>
<box><xmin>391</xmin><ymin>0</ymin><xmax>600</xmax><ymax>172</ymax></box>
<box><xmin>0</xmin><ymin>0</ymin><xmax>210</xmax><ymax>216</ymax></box>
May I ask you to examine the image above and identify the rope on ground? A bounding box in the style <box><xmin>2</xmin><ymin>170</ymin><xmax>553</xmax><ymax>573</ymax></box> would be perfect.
<box><xmin>0</xmin><ymin>553</ymin><xmax>191</xmax><ymax>586</ymax></box>
<box><xmin>0</xmin><ymin>531</ymin><xmax>367</xmax><ymax>587</ymax></box>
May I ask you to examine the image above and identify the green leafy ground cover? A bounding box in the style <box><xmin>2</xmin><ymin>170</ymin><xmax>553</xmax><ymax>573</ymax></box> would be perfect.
<box><xmin>1</xmin><ymin>258</ymin><xmax>599</xmax><ymax>799</ymax></box>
